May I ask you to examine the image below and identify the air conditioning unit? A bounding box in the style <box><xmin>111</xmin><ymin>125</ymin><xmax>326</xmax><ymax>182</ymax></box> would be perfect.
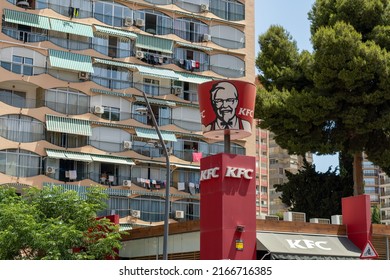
<box><xmin>123</xmin><ymin>180</ymin><xmax>131</xmax><ymax>187</ymax></box>
<box><xmin>136</xmin><ymin>50</ymin><xmax>144</xmax><ymax>59</ymax></box>
<box><xmin>331</xmin><ymin>215</ymin><xmax>343</xmax><ymax>225</ymax></box>
<box><xmin>265</xmin><ymin>215</ymin><xmax>279</xmax><ymax>221</ymax></box>
<box><xmin>78</xmin><ymin>71</ymin><xmax>89</xmax><ymax>80</ymax></box>
<box><xmin>131</xmin><ymin>210</ymin><xmax>141</xmax><ymax>218</ymax></box>
<box><xmin>200</xmin><ymin>4</ymin><xmax>209</xmax><ymax>12</ymax></box>
<box><xmin>46</xmin><ymin>166</ymin><xmax>56</xmax><ymax>174</ymax></box>
<box><xmin>172</xmin><ymin>86</ymin><xmax>182</xmax><ymax>95</ymax></box>
<box><xmin>123</xmin><ymin>141</ymin><xmax>132</xmax><ymax>149</ymax></box>
<box><xmin>309</xmin><ymin>218</ymin><xmax>330</xmax><ymax>224</ymax></box>
<box><xmin>175</xmin><ymin>210</ymin><xmax>184</xmax><ymax>219</ymax></box>
<box><xmin>135</xmin><ymin>18</ymin><xmax>145</xmax><ymax>27</ymax></box>
<box><xmin>124</xmin><ymin>16</ymin><xmax>133</xmax><ymax>27</ymax></box>
<box><xmin>94</xmin><ymin>105</ymin><xmax>104</xmax><ymax>114</ymax></box>
<box><xmin>283</xmin><ymin>211</ymin><xmax>306</xmax><ymax>222</ymax></box>
<box><xmin>202</xmin><ymin>33</ymin><xmax>211</xmax><ymax>42</ymax></box>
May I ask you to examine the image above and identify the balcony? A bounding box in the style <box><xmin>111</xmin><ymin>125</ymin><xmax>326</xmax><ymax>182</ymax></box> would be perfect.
<box><xmin>2</xmin><ymin>26</ymin><xmax>48</xmax><ymax>43</ymax></box>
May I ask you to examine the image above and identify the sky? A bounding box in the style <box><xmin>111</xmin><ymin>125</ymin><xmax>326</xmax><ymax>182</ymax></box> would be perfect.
<box><xmin>254</xmin><ymin>0</ymin><xmax>339</xmax><ymax>172</ymax></box>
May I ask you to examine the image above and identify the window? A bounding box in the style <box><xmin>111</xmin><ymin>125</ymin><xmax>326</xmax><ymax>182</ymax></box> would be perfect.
<box><xmin>45</xmin><ymin>88</ymin><xmax>89</xmax><ymax>115</ymax></box>
<box><xmin>0</xmin><ymin>115</ymin><xmax>44</xmax><ymax>142</ymax></box>
<box><xmin>0</xmin><ymin>88</ymin><xmax>26</xmax><ymax>107</ymax></box>
<box><xmin>143</xmin><ymin>78</ymin><xmax>159</xmax><ymax>96</ymax></box>
<box><xmin>94</xmin><ymin>1</ymin><xmax>132</xmax><ymax>27</ymax></box>
<box><xmin>46</xmin><ymin>132</ymin><xmax>87</xmax><ymax>148</ymax></box>
<box><xmin>174</xmin><ymin>18</ymin><xmax>209</xmax><ymax>42</ymax></box>
<box><xmin>102</xmin><ymin>106</ymin><xmax>120</xmax><ymax>121</ymax></box>
<box><xmin>0</xmin><ymin>149</ymin><xmax>41</xmax><ymax>177</ymax></box>
<box><xmin>1</xmin><ymin>55</ymin><xmax>34</xmax><ymax>76</ymax></box>
<box><xmin>210</xmin><ymin>0</ymin><xmax>245</xmax><ymax>21</ymax></box>
<box><xmin>92</xmin><ymin>65</ymin><xmax>133</xmax><ymax>89</ymax></box>
<box><xmin>134</xmin><ymin>10</ymin><xmax>173</xmax><ymax>35</ymax></box>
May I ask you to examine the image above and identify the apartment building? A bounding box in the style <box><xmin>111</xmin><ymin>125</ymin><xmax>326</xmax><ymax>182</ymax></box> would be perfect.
<box><xmin>0</xmin><ymin>0</ymin><xmax>255</xmax><ymax>228</ymax></box>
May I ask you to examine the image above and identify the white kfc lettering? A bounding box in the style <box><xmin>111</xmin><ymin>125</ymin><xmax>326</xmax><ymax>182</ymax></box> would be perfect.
<box><xmin>200</xmin><ymin>167</ymin><xmax>220</xmax><ymax>181</ymax></box>
<box><xmin>225</xmin><ymin>167</ymin><xmax>253</xmax><ymax>179</ymax></box>
<box><xmin>238</xmin><ymin>108</ymin><xmax>254</xmax><ymax>117</ymax></box>
<box><xmin>286</xmin><ymin>239</ymin><xmax>331</xmax><ymax>250</ymax></box>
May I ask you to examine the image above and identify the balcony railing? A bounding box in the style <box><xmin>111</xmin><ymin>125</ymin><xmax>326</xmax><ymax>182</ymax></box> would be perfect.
<box><xmin>0</xmin><ymin>61</ymin><xmax>46</xmax><ymax>76</ymax></box>
<box><xmin>2</xmin><ymin>27</ymin><xmax>48</xmax><ymax>43</ymax></box>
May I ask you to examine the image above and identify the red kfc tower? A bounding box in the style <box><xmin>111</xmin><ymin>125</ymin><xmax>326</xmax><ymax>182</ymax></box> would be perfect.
<box><xmin>198</xmin><ymin>80</ymin><xmax>257</xmax><ymax>260</ymax></box>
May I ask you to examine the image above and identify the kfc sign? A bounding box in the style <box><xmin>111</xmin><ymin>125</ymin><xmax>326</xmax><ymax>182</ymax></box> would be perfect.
<box><xmin>200</xmin><ymin>166</ymin><xmax>254</xmax><ymax>181</ymax></box>
<box><xmin>286</xmin><ymin>239</ymin><xmax>331</xmax><ymax>251</ymax></box>
<box><xmin>198</xmin><ymin>80</ymin><xmax>256</xmax><ymax>140</ymax></box>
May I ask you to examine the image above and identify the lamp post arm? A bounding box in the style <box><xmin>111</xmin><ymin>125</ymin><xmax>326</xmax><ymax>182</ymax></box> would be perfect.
<box><xmin>140</xmin><ymin>90</ymin><xmax>170</xmax><ymax>260</ymax></box>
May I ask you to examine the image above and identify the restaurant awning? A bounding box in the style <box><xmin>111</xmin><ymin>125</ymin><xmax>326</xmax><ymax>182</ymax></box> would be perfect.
<box><xmin>256</xmin><ymin>232</ymin><xmax>361</xmax><ymax>260</ymax></box>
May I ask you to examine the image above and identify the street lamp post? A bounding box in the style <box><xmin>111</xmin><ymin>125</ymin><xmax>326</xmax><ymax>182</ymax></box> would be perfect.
<box><xmin>140</xmin><ymin>90</ymin><xmax>170</xmax><ymax>260</ymax></box>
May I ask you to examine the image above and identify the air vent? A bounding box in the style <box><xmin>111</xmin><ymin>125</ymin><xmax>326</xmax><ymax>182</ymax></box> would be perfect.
<box><xmin>203</xmin><ymin>34</ymin><xmax>211</xmax><ymax>42</ymax></box>
<box><xmin>46</xmin><ymin>166</ymin><xmax>56</xmax><ymax>174</ymax></box>
<box><xmin>131</xmin><ymin>210</ymin><xmax>141</xmax><ymax>218</ymax></box>
<box><xmin>283</xmin><ymin>211</ymin><xmax>306</xmax><ymax>222</ymax></box>
<box><xmin>124</xmin><ymin>16</ymin><xmax>133</xmax><ymax>27</ymax></box>
<box><xmin>78</xmin><ymin>71</ymin><xmax>89</xmax><ymax>80</ymax></box>
<box><xmin>200</xmin><ymin>4</ymin><xmax>209</xmax><ymax>12</ymax></box>
<box><xmin>175</xmin><ymin>210</ymin><xmax>184</xmax><ymax>219</ymax></box>
<box><xmin>265</xmin><ymin>215</ymin><xmax>279</xmax><ymax>221</ymax></box>
<box><xmin>331</xmin><ymin>215</ymin><xmax>343</xmax><ymax>225</ymax></box>
<box><xmin>94</xmin><ymin>105</ymin><xmax>104</xmax><ymax>114</ymax></box>
<box><xmin>123</xmin><ymin>180</ymin><xmax>131</xmax><ymax>187</ymax></box>
<box><xmin>309</xmin><ymin>218</ymin><xmax>330</xmax><ymax>224</ymax></box>
<box><xmin>135</xmin><ymin>18</ymin><xmax>145</xmax><ymax>27</ymax></box>
<box><xmin>123</xmin><ymin>141</ymin><xmax>132</xmax><ymax>150</ymax></box>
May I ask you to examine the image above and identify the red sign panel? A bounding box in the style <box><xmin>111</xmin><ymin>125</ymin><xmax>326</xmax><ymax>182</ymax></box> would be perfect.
<box><xmin>198</xmin><ymin>80</ymin><xmax>256</xmax><ymax>140</ymax></box>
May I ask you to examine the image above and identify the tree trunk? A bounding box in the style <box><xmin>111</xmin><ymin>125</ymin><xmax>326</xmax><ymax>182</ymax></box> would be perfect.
<box><xmin>353</xmin><ymin>152</ymin><xmax>364</xmax><ymax>196</ymax></box>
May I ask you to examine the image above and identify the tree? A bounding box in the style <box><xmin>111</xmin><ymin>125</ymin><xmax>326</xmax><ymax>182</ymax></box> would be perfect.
<box><xmin>256</xmin><ymin>0</ymin><xmax>390</xmax><ymax>195</ymax></box>
<box><xmin>371</xmin><ymin>205</ymin><xmax>381</xmax><ymax>224</ymax></box>
<box><xmin>275</xmin><ymin>160</ymin><xmax>353</xmax><ymax>219</ymax></box>
<box><xmin>0</xmin><ymin>186</ymin><xmax>123</xmax><ymax>260</ymax></box>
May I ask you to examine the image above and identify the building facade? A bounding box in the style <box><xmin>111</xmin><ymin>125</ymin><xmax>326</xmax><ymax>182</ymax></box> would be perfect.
<box><xmin>0</xmin><ymin>0</ymin><xmax>255</xmax><ymax>228</ymax></box>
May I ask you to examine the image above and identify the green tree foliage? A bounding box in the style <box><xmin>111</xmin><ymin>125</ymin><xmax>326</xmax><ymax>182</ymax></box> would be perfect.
<box><xmin>275</xmin><ymin>161</ymin><xmax>353</xmax><ymax>219</ymax></box>
<box><xmin>256</xmin><ymin>0</ymin><xmax>390</xmax><ymax>195</ymax></box>
<box><xmin>0</xmin><ymin>186</ymin><xmax>123</xmax><ymax>260</ymax></box>
<box><xmin>371</xmin><ymin>205</ymin><xmax>381</xmax><ymax>224</ymax></box>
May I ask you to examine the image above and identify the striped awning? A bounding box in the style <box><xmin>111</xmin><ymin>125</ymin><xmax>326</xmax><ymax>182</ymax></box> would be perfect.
<box><xmin>49</xmin><ymin>49</ymin><xmax>94</xmax><ymax>73</ymax></box>
<box><xmin>136</xmin><ymin>34</ymin><xmax>173</xmax><ymax>54</ymax></box>
<box><xmin>46</xmin><ymin>149</ymin><xmax>134</xmax><ymax>165</ymax></box>
<box><xmin>3</xmin><ymin>9</ymin><xmax>50</xmax><ymax>30</ymax></box>
<box><xmin>46</xmin><ymin>115</ymin><xmax>92</xmax><ymax>136</ymax></box>
<box><xmin>94</xmin><ymin>25</ymin><xmax>137</xmax><ymax>39</ymax></box>
<box><xmin>135</xmin><ymin>127</ymin><xmax>177</xmax><ymax>142</ymax></box>
<box><xmin>50</xmin><ymin>18</ymin><xmax>94</xmax><ymax>37</ymax></box>
<box><xmin>176</xmin><ymin>41</ymin><xmax>213</xmax><ymax>52</ymax></box>
<box><xmin>91</xmin><ymin>88</ymin><xmax>132</xmax><ymax>98</ymax></box>
<box><xmin>90</xmin><ymin>155</ymin><xmax>134</xmax><ymax>165</ymax></box>
<box><xmin>134</xmin><ymin>96</ymin><xmax>176</xmax><ymax>107</ymax></box>
<box><xmin>134</xmin><ymin>65</ymin><xmax>179</xmax><ymax>80</ymax></box>
<box><xmin>176</xmin><ymin>72</ymin><xmax>213</xmax><ymax>84</ymax></box>
<box><xmin>93</xmin><ymin>58</ymin><xmax>137</xmax><ymax>69</ymax></box>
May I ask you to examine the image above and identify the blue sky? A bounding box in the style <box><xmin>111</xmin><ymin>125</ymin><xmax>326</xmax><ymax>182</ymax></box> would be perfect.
<box><xmin>254</xmin><ymin>0</ymin><xmax>339</xmax><ymax>172</ymax></box>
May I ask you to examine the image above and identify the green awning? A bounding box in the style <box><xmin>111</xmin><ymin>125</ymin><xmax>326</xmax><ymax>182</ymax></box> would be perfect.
<box><xmin>135</xmin><ymin>127</ymin><xmax>177</xmax><ymax>142</ymax></box>
<box><xmin>90</xmin><ymin>155</ymin><xmax>134</xmax><ymax>165</ymax></box>
<box><xmin>94</xmin><ymin>25</ymin><xmax>137</xmax><ymax>39</ymax></box>
<box><xmin>176</xmin><ymin>72</ymin><xmax>213</xmax><ymax>84</ymax></box>
<box><xmin>46</xmin><ymin>115</ymin><xmax>92</xmax><ymax>136</ymax></box>
<box><xmin>46</xmin><ymin>149</ymin><xmax>134</xmax><ymax>165</ymax></box>
<box><xmin>134</xmin><ymin>96</ymin><xmax>176</xmax><ymax>107</ymax></box>
<box><xmin>134</xmin><ymin>65</ymin><xmax>179</xmax><ymax>80</ymax></box>
<box><xmin>91</xmin><ymin>88</ymin><xmax>132</xmax><ymax>98</ymax></box>
<box><xmin>93</xmin><ymin>58</ymin><xmax>137</xmax><ymax>69</ymax></box>
<box><xmin>176</xmin><ymin>41</ymin><xmax>213</xmax><ymax>52</ymax></box>
<box><xmin>3</xmin><ymin>9</ymin><xmax>51</xmax><ymax>30</ymax></box>
<box><xmin>46</xmin><ymin>149</ymin><xmax>92</xmax><ymax>162</ymax></box>
<box><xmin>49</xmin><ymin>49</ymin><xmax>94</xmax><ymax>73</ymax></box>
<box><xmin>50</xmin><ymin>18</ymin><xmax>94</xmax><ymax>37</ymax></box>
<box><xmin>136</xmin><ymin>34</ymin><xmax>173</xmax><ymax>54</ymax></box>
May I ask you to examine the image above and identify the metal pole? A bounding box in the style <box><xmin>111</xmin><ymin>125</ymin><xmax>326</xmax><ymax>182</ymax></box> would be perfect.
<box><xmin>140</xmin><ymin>90</ymin><xmax>170</xmax><ymax>260</ymax></box>
<box><xmin>224</xmin><ymin>131</ymin><xmax>231</xmax><ymax>154</ymax></box>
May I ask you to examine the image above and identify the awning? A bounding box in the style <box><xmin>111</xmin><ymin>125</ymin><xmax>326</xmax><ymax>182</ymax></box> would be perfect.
<box><xmin>94</xmin><ymin>25</ymin><xmax>138</xmax><ymax>39</ymax></box>
<box><xmin>136</xmin><ymin>34</ymin><xmax>173</xmax><ymax>54</ymax></box>
<box><xmin>176</xmin><ymin>72</ymin><xmax>213</xmax><ymax>84</ymax></box>
<box><xmin>3</xmin><ymin>9</ymin><xmax>51</xmax><ymax>30</ymax></box>
<box><xmin>93</xmin><ymin>58</ymin><xmax>137</xmax><ymax>69</ymax></box>
<box><xmin>134</xmin><ymin>65</ymin><xmax>179</xmax><ymax>80</ymax></box>
<box><xmin>90</xmin><ymin>154</ymin><xmax>134</xmax><ymax>165</ymax></box>
<box><xmin>46</xmin><ymin>149</ymin><xmax>134</xmax><ymax>165</ymax></box>
<box><xmin>135</xmin><ymin>127</ymin><xmax>177</xmax><ymax>142</ymax></box>
<box><xmin>91</xmin><ymin>88</ymin><xmax>132</xmax><ymax>98</ymax></box>
<box><xmin>134</xmin><ymin>96</ymin><xmax>176</xmax><ymax>107</ymax></box>
<box><xmin>176</xmin><ymin>41</ymin><xmax>213</xmax><ymax>52</ymax></box>
<box><xmin>46</xmin><ymin>115</ymin><xmax>92</xmax><ymax>136</ymax></box>
<box><xmin>48</xmin><ymin>49</ymin><xmax>94</xmax><ymax>73</ymax></box>
<box><xmin>50</xmin><ymin>18</ymin><xmax>94</xmax><ymax>37</ymax></box>
<box><xmin>256</xmin><ymin>232</ymin><xmax>361</xmax><ymax>260</ymax></box>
